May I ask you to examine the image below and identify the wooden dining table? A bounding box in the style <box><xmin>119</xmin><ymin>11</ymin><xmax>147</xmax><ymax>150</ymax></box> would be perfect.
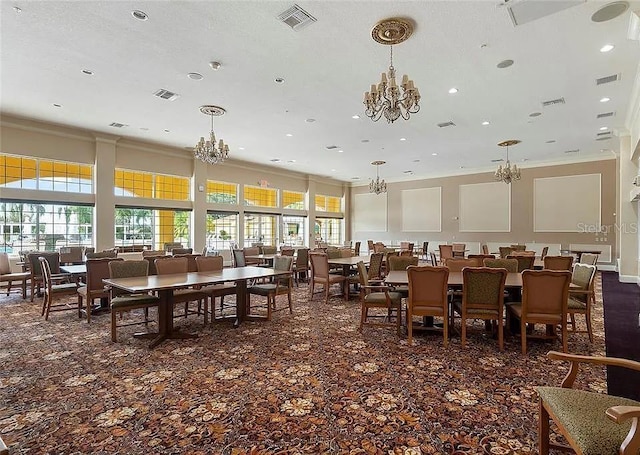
<box><xmin>384</xmin><ymin>270</ymin><xmax>524</xmax><ymax>288</ymax></box>
<box><xmin>104</xmin><ymin>266</ymin><xmax>290</xmax><ymax>348</ymax></box>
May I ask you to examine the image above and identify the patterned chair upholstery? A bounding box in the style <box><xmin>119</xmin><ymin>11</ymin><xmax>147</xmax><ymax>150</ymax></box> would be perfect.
<box><xmin>452</xmin><ymin>243</ymin><xmax>466</xmax><ymax>258</ymax></box>
<box><xmin>483</xmin><ymin>258</ymin><xmax>518</xmax><ymax>273</ymax></box>
<box><xmin>155</xmin><ymin>257</ymin><xmax>208</xmax><ymax>325</ymax></box>
<box><xmin>579</xmin><ymin>252</ymin><xmax>598</xmax><ymax>265</ymax></box>
<box><xmin>468</xmin><ymin>254</ymin><xmax>495</xmax><ymax>267</ymax></box>
<box><xmin>242</xmin><ymin>247</ymin><xmax>261</xmax><ymax>265</ymax></box>
<box><xmin>86</xmin><ymin>250</ymin><xmax>117</xmax><ymax>259</ymax></box>
<box><xmin>108</xmin><ymin>260</ymin><xmax>160</xmax><ymax>342</ymax></box>
<box><xmin>248</xmin><ymin>255</ymin><xmax>294</xmax><ymax>320</ymax></box>
<box><xmin>387</xmin><ymin>255</ymin><xmax>419</xmax><ymax>297</ymax></box>
<box><xmin>59</xmin><ymin>246</ymin><xmax>84</xmax><ymax>265</ymax></box>
<box><xmin>195</xmin><ymin>255</ymin><xmax>236</xmax><ymax>320</ymax></box>
<box><xmin>567</xmin><ymin>263</ymin><xmax>597</xmax><ymax>342</ymax></box>
<box><xmin>142</xmin><ymin>250</ymin><xmax>166</xmax><ymax>257</ymax></box>
<box><xmin>77</xmin><ymin>257</ymin><xmax>123</xmax><ymax>323</ymax></box>
<box><xmin>510</xmin><ymin>244</ymin><xmax>527</xmax><ymax>251</ymax></box>
<box><xmin>260</xmin><ymin>245</ymin><xmax>277</xmax><ymax>255</ymax></box>
<box><xmin>498</xmin><ymin>246</ymin><xmax>514</xmax><ymax>259</ymax></box>
<box><xmin>438</xmin><ymin>245</ymin><xmax>453</xmax><ymax>264</ymax></box>
<box><xmin>293</xmin><ymin>248</ymin><xmax>310</xmax><ymax>286</ymax></box>
<box><xmin>537</xmin><ymin>351</ymin><xmax>640</xmax><ymax>455</ymax></box>
<box><xmin>0</xmin><ymin>252</ymin><xmax>30</xmax><ymax>299</ymax></box>
<box><xmin>171</xmin><ymin>248</ymin><xmax>193</xmax><ymax>255</ymax></box>
<box><xmin>357</xmin><ymin>261</ymin><xmax>402</xmax><ymax>335</ymax></box>
<box><xmin>506</xmin><ymin>254</ymin><xmax>535</xmax><ymax>272</ymax></box>
<box><xmin>443</xmin><ymin>258</ymin><xmax>477</xmax><ymax>272</ymax></box>
<box><xmin>506</xmin><ymin>270</ymin><xmax>572</xmax><ymax>354</ymax></box>
<box><xmin>452</xmin><ymin>267</ymin><xmax>507</xmax><ymax>350</ymax></box>
<box><xmin>309</xmin><ymin>252</ymin><xmax>346</xmax><ymax>303</ymax></box>
<box><xmin>406</xmin><ymin>265</ymin><xmax>450</xmax><ymax>346</ymax></box>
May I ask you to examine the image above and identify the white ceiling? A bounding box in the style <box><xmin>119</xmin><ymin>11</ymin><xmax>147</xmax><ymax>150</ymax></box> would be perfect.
<box><xmin>1</xmin><ymin>1</ymin><xmax>639</xmax><ymax>183</ymax></box>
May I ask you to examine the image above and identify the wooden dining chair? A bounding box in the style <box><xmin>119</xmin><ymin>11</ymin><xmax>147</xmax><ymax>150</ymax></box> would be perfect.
<box><xmin>293</xmin><ymin>248</ymin><xmax>310</xmax><ymax>286</ymax></box>
<box><xmin>506</xmin><ymin>270</ymin><xmax>572</xmax><ymax>354</ymax></box>
<box><xmin>0</xmin><ymin>252</ymin><xmax>30</xmax><ymax>299</ymax></box>
<box><xmin>77</xmin><ymin>257</ymin><xmax>123</xmax><ymax>323</ymax></box>
<box><xmin>443</xmin><ymin>257</ymin><xmax>477</xmax><ymax>272</ymax></box>
<box><xmin>544</xmin><ymin>255</ymin><xmax>574</xmax><ymax>271</ymax></box>
<box><xmin>406</xmin><ymin>265</ymin><xmax>450</xmax><ymax>346</ymax></box>
<box><xmin>578</xmin><ymin>252</ymin><xmax>598</xmax><ymax>265</ymax></box>
<box><xmin>309</xmin><ymin>252</ymin><xmax>346</xmax><ymax>303</ymax></box>
<box><xmin>195</xmin><ymin>255</ymin><xmax>236</xmax><ymax>321</ymax></box>
<box><xmin>438</xmin><ymin>244</ymin><xmax>453</xmax><ymax>264</ymax></box>
<box><xmin>248</xmin><ymin>255</ymin><xmax>294</xmax><ymax>320</ymax></box>
<box><xmin>357</xmin><ymin>261</ymin><xmax>402</xmax><ymax>335</ymax></box>
<box><xmin>507</xmin><ymin>254</ymin><xmax>535</xmax><ymax>272</ymax></box>
<box><xmin>39</xmin><ymin>256</ymin><xmax>80</xmax><ymax>320</ymax></box>
<box><xmin>452</xmin><ymin>243</ymin><xmax>466</xmax><ymax>258</ymax></box>
<box><xmin>567</xmin><ymin>263</ymin><xmax>597</xmax><ymax>342</ymax></box>
<box><xmin>483</xmin><ymin>258</ymin><xmax>518</xmax><ymax>272</ymax></box>
<box><xmin>498</xmin><ymin>246</ymin><xmax>514</xmax><ymax>258</ymax></box>
<box><xmin>387</xmin><ymin>255</ymin><xmax>419</xmax><ymax>297</ymax></box>
<box><xmin>155</xmin><ymin>257</ymin><xmax>208</xmax><ymax>325</ymax></box>
<box><xmin>468</xmin><ymin>254</ymin><xmax>495</xmax><ymax>267</ymax></box>
<box><xmin>28</xmin><ymin>252</ymin><xmax>71</xmax><ymax>302</ymax></box>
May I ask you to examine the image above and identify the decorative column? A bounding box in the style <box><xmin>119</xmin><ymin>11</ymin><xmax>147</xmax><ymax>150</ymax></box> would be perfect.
<box><xmin>94</xmin><ymin>136</ymin><xmax>117</xmax><ymax>251</ymax></box>
<box><xmin>192</xmin><ymin>158</ymin><xmax>208</xmax><ymax>253</ymax></box>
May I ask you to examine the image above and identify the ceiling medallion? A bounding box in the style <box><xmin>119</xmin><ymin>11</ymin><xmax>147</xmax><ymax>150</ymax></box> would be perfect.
<box><xmin>364</xmin><ymin>18</ymin><xmax>420</xmax><ymax>123</ymax></box>
<box><xmin>369</xmin><ymin>160</ymin><xmax>387</xmax><ymax>195</ymax></box>
<box><xmin>495</xmin><ymin>140</ymin><xmax>521</xmax><ymax>184</ymax></box>
<box><xmin>194</xmin><ymin>105</ymin><xmax>229</xmax><ymax>165</ymax></box>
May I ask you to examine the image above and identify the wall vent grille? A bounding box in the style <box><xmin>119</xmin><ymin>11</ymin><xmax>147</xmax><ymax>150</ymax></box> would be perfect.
<box><xmin>542</xmin><ymin>97</ymin><xmax>565</xmax><ymax>107</ymax></box>
<box><xmin>437</xmin><ymin>121</ymin><xmax>456</xmax><ymax>128</ymax></box>
<box><xmin>596</xmin><ymin>74</ymin><xmax>620</xmax><ymax>85</ymax></box>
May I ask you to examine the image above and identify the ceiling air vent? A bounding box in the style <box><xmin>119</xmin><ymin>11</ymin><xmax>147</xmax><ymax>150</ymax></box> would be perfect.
<box><xmin>491</xmin><ymin>158</ymin><xmax>504</xmax><ymax>163</ymax></box>
<box><xmin>597</xmin><ymin>111</ymin><xmax>616</xmax><ymax>118</ymax></box>
<box><xmin>109</xmin><ymin>122</ymin><xmax>127</xmax><ymax>128</ymax></box>
<box><xmin>596</xmin><ymin>136</ymin><xmax>612</xmax><ymax>141</ymax></box>
<box><xmin>597</xmin><ymin>131</ymin><xmax>612</xmax><ymax>137</ymax></box>
<box><xmin>564</xmin><ymin>149</ymin><xmax>580</xmax><ymax>154</ymax></box>
<box><xmin>504</xmin><ymin>0</ymin><xmax>585</xmax><ymax>27</ymax></box>
<box><xmin>437</xmin><ymin>121</ymin><xmax>456</xmax><ymax>128</ymax></box>
<box><xmin>325</xmin><ymin>145</ymin><xmax>338</xmax><ymax>150</ymax></box>
<box><xmin>542</xmin><ymin>97</ymin><xmax>565</xmax><ymax>107</ymax></box>
<box><xmin>596</xmin><ymin>74</ymin><xmax>620</xmax><ymax>85</ymax></box>
<box><xmin>153</xmin><ymin>89</ymin><xmax>180</xmax><ymax>101</ymax></box>
<box><xmin>277</xmin><ymin>4</ymin><xmax>317</xmax><ymax>30</ymax></box>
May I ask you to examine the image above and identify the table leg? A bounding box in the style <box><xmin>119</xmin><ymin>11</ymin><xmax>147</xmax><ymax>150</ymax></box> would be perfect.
<box><xmin>234</xmin><ymin>279</ymin><xmax>247</xmax><ymax>328</ymax></box>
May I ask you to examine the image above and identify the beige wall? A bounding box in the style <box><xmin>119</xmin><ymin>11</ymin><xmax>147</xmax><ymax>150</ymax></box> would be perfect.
<box><xmin>351</xmin><ymin>159</ymin><xmax>618</xmax><ymax>264</ymax></box>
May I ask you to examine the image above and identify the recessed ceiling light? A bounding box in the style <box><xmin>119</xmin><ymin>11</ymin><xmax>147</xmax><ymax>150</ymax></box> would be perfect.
<box><xmin>482</xmin><ymin>121</ymin><xmax>490</xmax><ymax>126</ymax></box>
<box><xmin>400</xmin><ymin>138</ymin><xmax>406</xmax><ymax>141</ymax></box>
<box><xmin>238</xmin><ymin>147</ymin><xmax>245</xmax><ymax>150</ymax></box>
<box><xmin>81</xmin><ymin>69</ymin><xmax>93</xmax><ymax>75</ymax></box>
<box><xmin>459</xmin><ymin>166</ymin><xmax>465</xmax><ymax>169</ymax></box>
<box><xmin>187</xmin><ymin>72</ymin><xmax>203</xmax><ymax>80</ymax></box>
<box><xmin>591</xmin><ymin>1</ymin><xmax>629</xmax><ymax>22</ymax></box>
<box><xmin>13</xmin><ymin>6</ymin><xmax>22</xmax><ymax>13</ymax></box>
<box><xmin>132</xmin><ymin>10</ymin><xmax>148</xmax><ymax>21</ymax></box>
<box><xmin>305</xmin><ymin>118</ymin><xmax>316</xmax><ymax>123</ymax></box>
<box><xmin>209</xmin><ymin>61</ymin><xmax>221</xmax><ymax>70</ymax></box>
<box><xmin>431</xmin><ymin>153</ymin><xmax>438</xmax><ymax>156</ymax></box>
<box><xmin>331</xmin><ymin>169</ymin><xmax>336</xmax><ymax>172</ymax></box>
<box><xmin>53</xmin><ymin>103</ymin><xmax>62</xmax><ymax>108</ymax></box>
<box><xmin>164</xmin><ymin>129</ymin><xmax>170</xmax><ymax>133</ymax></box>
<box><xmin>337</xmin><ymin>150</ymin><xmax>344</xmax><ymax>153</ymax></box>
<box><xmin>275</xmin><ymin>77</ymin><xmax>285</xmax><ymax>84</ymax></box>
<box><xmin>285</xmin><ymin>133</ymin><xmax>293</xmax><ymax>137</ymax></box>
<box><xmin>600</xmin><ymin>97</ymin><xmax>611</xmax><ymax>103</ymax></box>
<box><xmin>600</xmin><ymin>126</ymin><xmax>608</xmax><ymax>130</ymax></box>
<box><xmin>529</xmin><ymin>112</ymin><xmax>542</xmax><ymax>117</ymax></box>
<box><xmin>352</xmin><ymin>114</ymin><xmax>360</xmax><ymax>119</ymax></box>
<box><xmin>600</xmin><ymin>44</ymin><xmax>615</xmax><ymax>53</ymax></box>
<box><xmin>288</xmin><ymin>160</ymin><xmax>296</xmax><ymax>163</ymax></box>
<box><xmin>497</xmin><ymin>59</ymin><xmax>514</xmax><ymax>69</ymax></box>
<box><xmin>270</xmin><ymin>158</ymin><xmax>281</xmax><ymax>163</ymax></box>
<box><xmin>448</xmin><ymin>87</ymin><xmax>458</xmax><ymax>94</ymax></box>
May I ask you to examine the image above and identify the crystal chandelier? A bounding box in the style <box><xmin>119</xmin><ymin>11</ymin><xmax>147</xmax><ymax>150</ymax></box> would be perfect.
<box><xmin>369</xmin><ymin>160</ymin><xmax>387</xmax><ymax>194</ymax></box>
<box><xmin>363</xmin><ymin>18</ymin><xmax>420</xmax><ymax>123</ymax></box>
<box><xmin>495</xmin><ymin>140</ymin><xmax>522</xmax><ymax>184</ymax></box>
<box><xmin>194</xmin><ymin>105</ymin><xmax>229</xmax><ymax>165</ymax></box>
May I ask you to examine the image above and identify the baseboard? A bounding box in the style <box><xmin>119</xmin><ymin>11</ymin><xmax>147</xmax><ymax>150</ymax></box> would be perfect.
<box><xmin>597</xmin><ymin>265</ymin><xmax>617</xmax><ymax>272</ymax></box>
<box><xmin>618</xmin><ymin>274</ymin><xmax>639</xmax><ymax>284</ymax></box>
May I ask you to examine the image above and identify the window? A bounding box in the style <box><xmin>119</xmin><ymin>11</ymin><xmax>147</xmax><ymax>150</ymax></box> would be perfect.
<box><xmin>244</xmin><ymin>213</ymin><xmax>277</xmax><ymax>246</ymax></box>
<box><xmin>114</xmin><ymin>169</ymin><xmax>190</xmax><ymax>200</ymax></box>
<box><xmin>315</xmin><ymin>217</ymin><xmax>342</xmax><ymax>246</ymax></box>
<box><xmin>282</xmin><ymin>190</ymin><xmax>305</xmax><ymax>210</ymax></box>
<box><xmin>206</xmin><ymin>211</ymin><xmax>238</xmax><ymax>251</ymax></box>
<box><xmin>282</xmin><ymin>215</ymin><xmax>306</xmax><ymax>246</ymax></box>
<box><xmin>244</xmin><ymin>185</ymin><xmax>278</xmax><ymax>208</ymax></box>
<box><xmin>0</xmin><ymin>202</ymin><xmax>93</xmax><ymax>252</ymax></box>
<box><xmin>207</xmin><ymin>181</ymin><xmax>237</xmax><ymax>204</ymax></box>
<box><xmin>114</xmin><ymin>207</ymin><xmax>190</xmax><ymax>250</ymax></box>
<box><xmin>315</xmin><ymin>194</ymin><xmax>342</xmax><ymax>213</ymax></box>
<box><xmin>0</xmin><ymin>153</ymin><xmax>92</xmax><ymax>193</ymax></box>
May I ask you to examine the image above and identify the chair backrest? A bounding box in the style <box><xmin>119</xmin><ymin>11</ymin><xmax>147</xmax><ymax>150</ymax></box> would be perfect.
<box><xmin>357</xmin><ymin>261</ymin><xmax>370</xmax><ymax>289</ymax></box>
<box><xmin>571</xmin><ymin>263</ymin><xmax>597</xmax><ymax>292</ymax></box>
<box><xmin>579</xmin><ymin>253</ymin><xmax>598</xmax><ymax>266</ymax></box>
<box><xmin>510</xmin><ymin>244</ymin><xmax>527</xmax><ymax>251</ymax></box>
<box><xmin>339</xmin><ymin>248</ymin><xmax>352</xmax><ymax>258</ymax></box>
<box><xmin>155</xmin><ymin>257</ymin><xmax>189</xmax><ymax>275</ymax></box>
<box><xmin>429</xmin><ymin>252</ymin><xmax>438</xmax><ymax>266</ymax></box>
<box><xmin>164</xmin><ymin>242</ymin><xmax>183</xmax><ymax>253</ymax></box>
<box><xmin>521</xmin><ymin>270</ymin><xmax>571</xmax><ymax>316</ymax></box>
<box><xmin>368</xmin><ymin>252</ymin><xmax>384</xmax><ymax>279</ymax></box>
<box><xmin>171</xmin><ymin>248</ymin><xmax>193</xmax><ymax>255</ymax></box>
<box><xmin>261</xmin><ymin>245</ymin><xmax>277</xmax><ymax>255</ymax></box>
<box><xmin>367</xmin><ymin>240</ymin><xmax>375</xmax><ymax>252</ymax></box>
<box><xmin>59</xmin><ymin>246</ymin><xmax>84</xmax><ymax>264</ymax></box>
<box><xmin>452</xmin><ymin>243</ymin><xmax>466</xmax><ymax>252</ymax></box>
<box><xmin>399</xmin><ymin>250</ymin><xmax>412</xmax><ymax>257</ymax></box>
<box><xmin>195</xmin><ymin>255</ymin><xmax>224</xmax><ymax>272</ymax></box>
<box><xmin>388</xmin><ymin>255</ymin><xmax>419</xmax><ymax>271</ymax></box>
<box><xmin>482</xmin><ymin>244</ymin><xmax>490</xmax><ymax>255</ymax></box>
<box><xmin>109</xmin><ymin>260</ymin><xmax>149</xmax><ymax>279</ymax></box>
<box><xmin>462</xmin><ymin>267</ymin><xmax>507</xmax><ymax>311</ymax></box>
<box><xmin>407</xmin><ymin>265</ymin><xmax>450</xmax><ymax>311</ymax></box>
<box><xmin>541</xmin><ymin>246</ymin><xmax>549</xmax><ymax>259</ymax></box>
<box><xmin>173</xmin><ymin>253</ymin><xmax>200</xmax><ymax>272</ymax></box>
<box><xmin>468</xmin><ymin>254</ymin><xmax>495</xmax><ymax>267</ymax></box>
<box><xmin>400</xmin><ymin>241</ymin><xmax>410</xmax><ymax>251</ymax></box>
<box><xmin>510</xmin><ymin>250</ymin><xmax>536</xmax><ymax>256</ymax></box>
<box><xmin>422</xmin><ymin>241</ymin><xmax>429</xmax><ymax>255</ymax></box>
<box><xmin>281</xmin><ymin>247</ymin><xmax>295</xmax><ymax>257</ymax></box>
<box><xmin>232</xmin><ymin>249</ymin><xmax>246</xmax><ymax>267</ymax></box>
<box><xmin>142</xmin><ymin>249</ymin><xmax>166</xmax><ymax>257</ymax></box>
<box><xmin>327</xmin><ymin>248</ymin><xmax>342</xmax><ymax>259</ymax></box>
<box><xmin>439</xmin><ymin>244</ymin><xmax>453</xmax><ymax>260</ymax></box>
<box><xmin>498</xmin><ymin>246</ymin><xmax>514</xmax><ymax>258</ymax></box>
<box><xmin>85</xmin><ymin>257</ymin><xmax>123</xmax><ymax>291</ymax></box>
<box><xmin>444</xmin><ymin>258</ymin><xmax>477</xmax><ymax>272</ymax></box>
<box><xmin>0</xmin><ymin>253</ymin><xmax>11</xmax><ymax>275</ymax></box>
<box><xmin>29</xmin><ymin>252</ymin><xmax>61</xmax><ymax>278</ymax></box>
<box><xmin>544</xmin><ymin>255</ymin><xmax>574</xmax><ymax>271</ymax></box>
<box><xmin>507</xmin><ymin>255</ymin><xmax>535</xmax><ymax>272</ymax></box>
<box><xmin>373</xmin><ymin>242</ymin><xmax>386</xmax><ymax>253</ymax></box>
<box><xmin>86</xmin><ymin>250</ymin><xmax>117</xmax><ymax>259</ymax></box>
<box><xmin>274</xmin><ymin>255</ymin><xmax>293</xmax><ymax>273</ymax></box>
<box><xmin>243</xmin><ymin>247</ymin><xmax>260</xmax><ymax>256</ymax></box>
<box><xmin>483</xmin><ymin>258</ymin><xmax>519</xmax><ymax>273</ymax></box>
<box><xmin>354</xmin><ymin>241</ymin><xmax>361</xmax><ymax>256</ymax></box>
<box><xmin>309</xmin><ymin>252</ymin><xmax>329</xmax><ymax>279</ymax></box>
<box><xmin>38</xmin><ymin>256</ymin><xmax>53</xmax><ymax>294</ymax></box>
<box><xmin>142</xmin><ymin>255</ymin><xmax>164</xmax><ymax>275</ymax></box>
<box><xmin>295</xmin><ymin>248</ymin><xmax>309</xmax><ymax>268</ymax></box>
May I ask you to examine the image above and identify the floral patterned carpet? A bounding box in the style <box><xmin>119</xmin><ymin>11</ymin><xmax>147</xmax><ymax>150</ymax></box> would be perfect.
<box><xmin>0</xmin><ymin>275</ymin><xmax>605</xmax><ymax>454</ymax></box>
